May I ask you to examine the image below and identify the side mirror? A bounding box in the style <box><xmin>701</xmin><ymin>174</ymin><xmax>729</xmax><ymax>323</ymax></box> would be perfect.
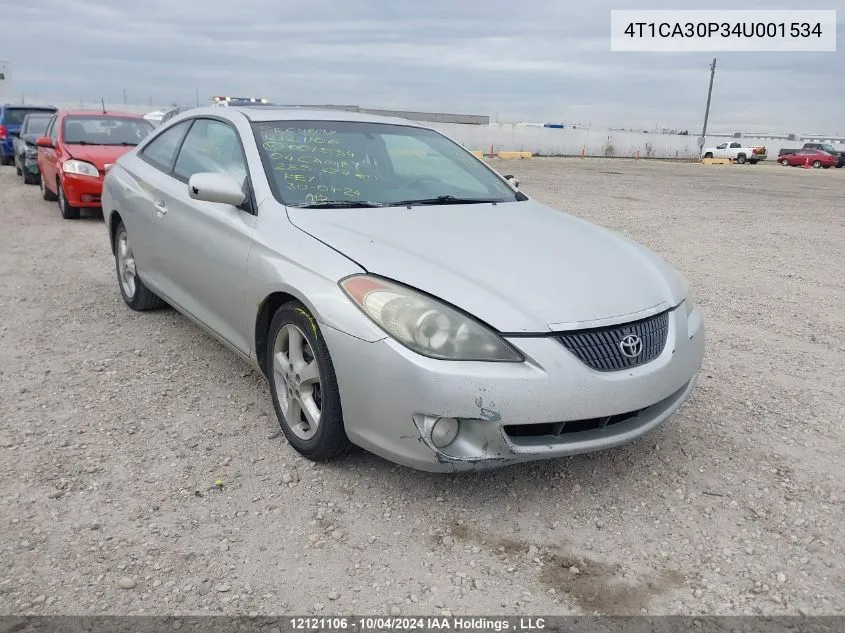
<box><xmin>504</xmin><ymin>175</ymin><xmax>520</xmax><ymax>190</ymax></box>
<box><xmin>35</xmin><ymin>137</ymin><xmax>53</xmax><ymax>148</ymax></box>
<box><xmin>188</xmin><ymin>172</ymin><xmax>246</xmax><ymax>206</ymax></box>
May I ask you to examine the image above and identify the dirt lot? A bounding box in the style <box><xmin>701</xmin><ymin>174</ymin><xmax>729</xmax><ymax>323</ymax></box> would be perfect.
<box><xmin>1</xmin><ymin>158</ymin><xmax>843</xmax><ymax>617</ymax></box>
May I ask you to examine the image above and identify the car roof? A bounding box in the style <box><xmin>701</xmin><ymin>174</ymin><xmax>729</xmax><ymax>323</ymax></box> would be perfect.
<box><xmin>191</xmin><ymin>105</ymin><xmax>430</xmax><ymax>129</ymax></box>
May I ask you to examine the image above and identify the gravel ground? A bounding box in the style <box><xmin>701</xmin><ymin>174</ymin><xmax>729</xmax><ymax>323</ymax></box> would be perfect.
<box><xmin>0</xmin><ymin>158</ymin><xmax>843</xmax><ymax>617</ymax></box>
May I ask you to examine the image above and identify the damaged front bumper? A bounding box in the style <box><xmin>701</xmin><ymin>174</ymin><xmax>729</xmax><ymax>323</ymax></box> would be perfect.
<box><xmin>321</xmin><ymin>306</ymin><xmax>705</xmax><ymax>473</ymax></box>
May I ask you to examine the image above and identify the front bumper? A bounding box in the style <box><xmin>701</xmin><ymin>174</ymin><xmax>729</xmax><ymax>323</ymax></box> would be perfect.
<box><xmin>62</xmin><ymin>173</ymin><xmax>103</xmax><ymax>208</ymax></box>
<box><xmin>324</xmin><ymin>305</ymin><xmax>705</xmax><ymax>472</ymax></box>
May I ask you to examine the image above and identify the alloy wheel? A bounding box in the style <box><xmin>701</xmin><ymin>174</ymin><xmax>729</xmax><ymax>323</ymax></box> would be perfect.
<box><xmin>272</xmin><ymin>324</ymin><xmax>322</xmax><ymax>440</ymax></box>
<box><xmin>116</xmin><ymin>231</ymin><xmax>137</xmax><ymax>299</ymax></box>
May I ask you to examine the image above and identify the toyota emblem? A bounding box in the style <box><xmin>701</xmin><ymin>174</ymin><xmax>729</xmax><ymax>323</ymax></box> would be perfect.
<box><xmin>619</xmin><ymin>334</ymin><xmax>643</xmax><ymax>358</ymax></box>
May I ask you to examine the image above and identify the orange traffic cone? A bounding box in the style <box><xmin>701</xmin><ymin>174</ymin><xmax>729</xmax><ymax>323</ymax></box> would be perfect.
<box><xmin>803</xmin><ymin>156</ymin><xmax>810</xmax><ymax>169</ymax></box>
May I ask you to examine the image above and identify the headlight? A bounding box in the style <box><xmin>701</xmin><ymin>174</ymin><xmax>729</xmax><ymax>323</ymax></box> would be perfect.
<box><xmin>677</xmin><ymin>271</ymin><xmax>695</xmax><ymax>316</ymax></box>
<box><xmin>62</xmin><ymin>159</ymin><xmax>99</xmax><ymax>177</ymax></box>
<box><xmin>339</xmin><ymin>275</ymin><xmax>524</xmax><ymax>362</ymax></box>
<box><xmin>25</xmin><ymin>147</ymin><xmax>37</xmax><ymax>158</ymax></box>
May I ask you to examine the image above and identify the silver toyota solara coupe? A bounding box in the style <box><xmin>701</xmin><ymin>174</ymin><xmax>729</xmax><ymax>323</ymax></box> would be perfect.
<box><xmin>101</xmin><ymin>106</ymin><xmax>705</xmax><ymax>472</ymax></box>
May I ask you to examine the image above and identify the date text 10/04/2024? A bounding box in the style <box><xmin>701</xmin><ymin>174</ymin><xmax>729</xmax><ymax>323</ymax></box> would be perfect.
<box><xmin>622</xmin><ymin>21</ymin><xmax>823</xmax><ymax>38</ymax></box>
<box><xmin>290</xmin><ymin>617</ymin><xmax>548</xmax><ymax>631</ymax></box>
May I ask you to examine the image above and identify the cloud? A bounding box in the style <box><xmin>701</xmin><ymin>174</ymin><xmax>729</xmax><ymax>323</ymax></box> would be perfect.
<box><xmin>3</xmin><ymin>0</ymin><xmax>843</xmax><ymax>133</ymax></box>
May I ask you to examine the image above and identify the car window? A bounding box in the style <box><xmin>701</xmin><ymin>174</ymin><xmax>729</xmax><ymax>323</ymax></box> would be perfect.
<box><xmin>729</xmin><ymin>142</ymin><xmax>741</xmax><ymax>148</ymax></box>
<box><xmin>3</xmin><ymin>108</ymin><xmax>54</xmax><ymax>125</ymax></box>
<box><xmin>23</xmin><ymin>116</ymin><xmax>51</xmax><ymax>137</ymax></box>
<box><xmin>253</xmin><ymin>120</ymin><xmax>518</xmax><ymax>207</ymax></box>
<box><xmin>139</xmin><ymin>120</ymin><xmax>192</xmax><ymax>173</ymax></box>
<box><xmin>49</xmin><ymin>116</ymin><xmax>59</xmax><ymax>144</ymax></box>
<box><xmin>716</xmin><ymin>143</ymin><xmax>727</xmax><ymax>149</ymax></box>
<box><xmin>173</xmin><ymin>119</ymin><xmax>247</xmax><ymax>185</ymax></box>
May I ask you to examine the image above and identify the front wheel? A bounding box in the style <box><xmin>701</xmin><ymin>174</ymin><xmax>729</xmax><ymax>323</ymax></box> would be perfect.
<box><xmin>812</xmin><ymin>160</ymin><xmax>822</xmax><ymax>169</ymax></box>
<box><xmin>113</xmin><ymin>221</ymin><xmax>167</xmax><ymax>311</ymax></box>
<box><xmin>40</xmin><ymin>175</ymin><xmax>57</xmax><ymax>201</ymax></box>
<box><xmin>57</xmin><ymin>179</ymin><xmax>80</xmax><ymax>219</ymax></box>
<box><xmin>267</xmin><ymin>301</ymin><xmax>350</xmax><ymax>462</ymax></box>
<box><xmin>780</xmin><ymin>159</ymin><xmax>790</xmax><ymax>167</ymax></box>
<box><xmin>703</xmin><ymin>152</ymin><xmax>713</xmax><ymax>159</ymax></box>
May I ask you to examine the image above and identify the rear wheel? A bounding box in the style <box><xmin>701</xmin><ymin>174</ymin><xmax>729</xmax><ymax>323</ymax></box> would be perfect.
<box><xmin>40</xmin><ymin>175</ymin><xmax>57</xmax><ymax>201</ymax></box>
<box><xmin>812</xmin><ymin>160</ymin><xmax>822</xmax><ymax>169</ymax></box>
<box><xmin>114</xmin><ymin>221</ymin><xmax>167</xmax><ymax>311</ymax></box>
<box><xmin>736</xmin><ymin>154</ymin><xmax>747</xmax><ymax>164</ymax></box>
<box><xmin>267</xmin><ymin>301</ymin><xmax>350</xmax><ymax>462</ymax></box>
<box><xmin>749</xmin><ymin>159</ymin><xmax>758</xmax><ymax>165</ymax></box>
<box><xmin>57</xmin><ymin>179</ymin><xmax>80</xmax><ymax>219</ymax></box>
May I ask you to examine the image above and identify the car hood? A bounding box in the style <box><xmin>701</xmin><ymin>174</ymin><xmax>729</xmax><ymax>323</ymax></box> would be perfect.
<box><xmin>65</xmin><ymin>145</ymin><xmax>135</xmax><ymax>170</ymax></box>
<box><xmin>287</xmin><ymin>199</ymin><xmax>685</xmax><ymax>333</ymax></box>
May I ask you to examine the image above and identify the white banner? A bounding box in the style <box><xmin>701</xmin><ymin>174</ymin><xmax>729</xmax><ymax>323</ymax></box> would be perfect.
<box><xmin>610</xmin><ymin>10</ymin><xmax>837</xmax><ymax>52</ymax></box>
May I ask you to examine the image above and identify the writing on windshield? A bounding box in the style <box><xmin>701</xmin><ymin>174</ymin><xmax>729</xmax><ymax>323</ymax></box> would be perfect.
<box><xmin>260</xmin><ymin>126</ymin><xmax>381</xmax><ymax>204</ymax></box>
<box><xmin>254</xmin><ymin>121</ymin><xmax>517</xmax><ymax>208</ymax></box>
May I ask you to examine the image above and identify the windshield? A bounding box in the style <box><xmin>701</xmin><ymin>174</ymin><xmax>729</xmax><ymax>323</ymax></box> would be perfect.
<box><xmin>62</xmin><ymin>116</ymin><xmax>154</xmax><ymax>146</ymax></box>
<box><xmin>5</xmin><ymin>108</ymin><xmax>55</xmax><ymax>125</ymax></box>
<box><xmin>252</xmin><ymin>120</ymin><xmax>520</xmax><ymax>207</ymax></box>
<box><xmin>23</xmin><ymin>116</ymin><xmax>51</xmax><ymax>136</ymax></box>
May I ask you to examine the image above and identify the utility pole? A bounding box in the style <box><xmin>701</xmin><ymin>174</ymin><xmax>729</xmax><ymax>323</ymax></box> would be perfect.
<box><xmin>195</xmin><ymin>88</ymin><xmax>199</xmax><ymax>107</ymax></box>
<box><xmin>699</xmin><ymin>58</ymin><xmax>717</xmax><ymax>153</ymax></box>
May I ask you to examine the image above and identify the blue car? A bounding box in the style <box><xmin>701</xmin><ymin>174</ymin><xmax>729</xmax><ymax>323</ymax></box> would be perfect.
<box><xmin>0</xmin><ymin>104</ymin><xmax>57</xmax><ymax>166</ymax></box>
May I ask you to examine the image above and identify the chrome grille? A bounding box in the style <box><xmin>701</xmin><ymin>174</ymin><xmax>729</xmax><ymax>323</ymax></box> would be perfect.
<box><xmin>556</xmin><ymin>310</ymin><xmax>669</xmax><ymax>371</ymax></box>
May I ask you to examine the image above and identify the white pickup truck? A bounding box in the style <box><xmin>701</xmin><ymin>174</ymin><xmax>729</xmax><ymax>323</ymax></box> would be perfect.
<box><xmin>701</xmin><ymin>141</ymin><xmax>767</xmax><ymax>164</ymax></box>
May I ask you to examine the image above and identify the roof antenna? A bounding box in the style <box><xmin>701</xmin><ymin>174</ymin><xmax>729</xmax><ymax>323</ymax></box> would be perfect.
<box><xmin>101</xmin><ymin>97</ymin><xmax>106</xmax><ymax>114</ymax></box>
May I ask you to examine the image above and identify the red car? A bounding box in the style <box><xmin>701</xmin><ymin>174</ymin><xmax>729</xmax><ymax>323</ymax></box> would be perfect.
<box><xmin>778</xmin><ymin>149</ymin><xmax>837</xmax><ymax>169</ymax></box>
<box><xmin>36</xmin><ymin>110</ymin><xmax>154</xmax><ymax>219</ymax></box>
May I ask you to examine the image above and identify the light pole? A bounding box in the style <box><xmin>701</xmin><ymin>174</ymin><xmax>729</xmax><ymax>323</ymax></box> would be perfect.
<box><xmin>699</xmin><ymin>58</ymin><xmax>717</xmax><ymax>153</ymax></box>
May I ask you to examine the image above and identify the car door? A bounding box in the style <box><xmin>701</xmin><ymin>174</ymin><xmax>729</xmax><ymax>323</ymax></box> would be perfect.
<box><xmin>713</xmin><ymin>143</ymin><xmax>728</xmax><ymax>159</ymax></box>
<box><xmin>39</xmin><ymin>116</ymin><xmax>59</xmax><ymax>190</ymax></box>
<box><xmin>150</xmin><ymin>117</ymin><xmax>257</xmax><ymax>354</ymax></box>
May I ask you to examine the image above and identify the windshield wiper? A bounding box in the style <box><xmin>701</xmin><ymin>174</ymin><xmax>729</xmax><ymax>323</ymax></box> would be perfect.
<box><xmin>389</xmin><ymin>195</ymin><xmax>503</xmax><ymax>207</ymax></box>
<box><xmin>68</xmin><ymin>141</ymin><xmax>103</xmax><ymax>146</ymax></box>
<box><xmin>293</xmin><ymin>200</ymin><xmax>387</xmax><ymax>209</ymax></box>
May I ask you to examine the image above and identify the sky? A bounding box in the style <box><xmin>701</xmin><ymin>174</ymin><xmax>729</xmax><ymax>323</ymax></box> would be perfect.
<box><xmin>2</xmin><ymin>0</ymin><xmax>843</xmax><ymax>134</ymax></box>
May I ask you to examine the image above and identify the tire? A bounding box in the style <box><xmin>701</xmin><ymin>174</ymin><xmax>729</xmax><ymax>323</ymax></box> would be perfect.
<box><xmin>736</xmin><ymin>154</ymin><xmax>747</xmax><ymax>164</ymax></box>
<box><xmin>57</xmin><ymin>179</ymin><xmax>80</xmax><ymax>219</ymax></box>
<box><xmin>40</xmin><ymin>174</ymin><xmax>57</xmax><ymax>201</ymax></box>
<box><xmin>0</xmin><ymin>155</ymin><xmax>11</xmax><ymax>166</ymax></box>
<box><xmin>113</xmin><ymin>221</ymin><xmax>167</xmax><ymax>311</ymax></box>
<box><xmin>267</xmin><ymin>301</ymin><xmax>350</xmax><ymax>462</ymax></box>
<box><xmin>703</xmin><ymin>152</ymin><xmax>713</xmax><ymax>159</ymax></box>
<box><xmin>14</xmin><ymin>158</ymin><xmax>22</xmax><ymax>176</ymax></box>
<box><xmin>749</xmin><ymin>160</ymin><xmax>758</xmax><ymax>165</ymax></box>
<box><xmin>780</xmin><ymin>159</ymin><xmax>790</xmax><ymax>167</ymax></box>
<box><xmin>812</xmin><ymin>160</ymin><xmax>821</xmax><ymax>169</ymax></box>
<box><xmin>23</xmin><ymin>170</ymin><xmax>37</xmax><ymax>185</ymax></box>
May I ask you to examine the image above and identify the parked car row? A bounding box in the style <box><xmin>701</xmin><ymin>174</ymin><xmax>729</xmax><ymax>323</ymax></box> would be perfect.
<box><xmin>3</xmin><ymin>101</ymin><xmax>705</xmax><ymax>472</ymax></box>
<box><xmin>1</xmin><ymin>103</ymin><xmax>154</xmax><ymax>218</ymax></box>
<box><xmin>777</xmin><ymin>142</ymin><xmax>844</xmax><ymax>168</ymax></box>
<box><xmin>777</xmin><ymin>148</ymin><xmax>840</xmax><ymax>169</ymax></box>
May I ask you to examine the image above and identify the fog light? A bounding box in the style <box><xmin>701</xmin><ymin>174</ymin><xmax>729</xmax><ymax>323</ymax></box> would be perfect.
<box><xmin>430</xmin><ymin>417</ymin><xmax>460</xmax><ymax>448</ymax></box>
<box><xmin>81</xmin><ymin>194</ymin><xmax>92</xmax><ymax>203</ymax></box>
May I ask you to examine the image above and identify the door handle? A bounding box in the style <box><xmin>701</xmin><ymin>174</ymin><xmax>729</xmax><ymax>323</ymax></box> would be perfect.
<box><xmin>153</xmin><ymin>200</ymin><xmax>168</xmax><ymax>217</ymax></box>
